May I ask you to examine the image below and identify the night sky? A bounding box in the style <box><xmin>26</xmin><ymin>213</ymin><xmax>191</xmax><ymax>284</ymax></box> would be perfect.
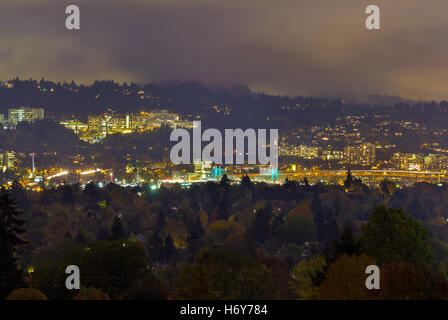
<box><xmin>1</xmin><ymin>0</ymin><xmax>447</xmax><ymax>100</ymax></box>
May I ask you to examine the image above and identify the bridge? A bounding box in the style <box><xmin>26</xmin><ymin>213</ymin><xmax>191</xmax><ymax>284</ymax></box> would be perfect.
<box><xmin>231</xmin><ymin>169</ymin><xmax>447</xmax><ymax>187</ymax></box>
<box><xmin>207</xmin><ymin>165</ymin><xmax>280</xmax><ymax>183</ymax></box>
<box><xmin>44</xmin><ymin>167</ymin><xmax>448</xmax><ymax>188</ymax></box>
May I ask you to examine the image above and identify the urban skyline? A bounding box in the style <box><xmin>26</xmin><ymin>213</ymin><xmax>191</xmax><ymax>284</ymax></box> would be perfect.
<box><xmin>1</xmin><ymin>78</ymin><xmax>448</xmax><ymax>191</ymax></box>
<box><xmin>2</xmin><ymin>0</ymin><xmax>448</xmax><ymax>305</ymax></box>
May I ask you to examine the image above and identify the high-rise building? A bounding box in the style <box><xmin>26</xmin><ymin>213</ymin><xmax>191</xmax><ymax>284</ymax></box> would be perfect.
<box><xmin>63</xmin><ymin>109</ymin><xmax>192</xmax><ymax>144</ymax></box>
<box><xmin>424</xmin><ymin>154</ymin><xmax>448</xmax><ymax>171</ymax></box>
<box><xmin>344</xmin><ymin>143</ymin><xmax>376</xmax><ymax>166</ymax></box>
<box><xmin>0</xmin><ymin>151</ymin><xmax>15</xmax><ymax>171</ymax></box>
<box><xmin>60</xmin><ymin>119</ymin><xmax>89</xmax><ymax>134</ymax></box>
<box><xmin>392</xmin><ymin>152</ymin><xmax>424</xmax><ymax>171</ymax></box>
<box><xmin>8</xmin><ymin>107</ymin><xmax>44</xmax><ymax>125</ymax></box>
<box><xmin>194</xmin><ymin>160</ymin><xmax>213</xmax><ymax>175</ymax></box>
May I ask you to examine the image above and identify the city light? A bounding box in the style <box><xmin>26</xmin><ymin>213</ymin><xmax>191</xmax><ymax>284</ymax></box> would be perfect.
<box><xmin>47</xmin><ymin>171</ymin><xmax>69</xmax><ymax>180</ymax></box>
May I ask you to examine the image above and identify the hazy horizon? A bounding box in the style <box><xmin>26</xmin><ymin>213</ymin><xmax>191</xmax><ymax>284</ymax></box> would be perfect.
<box><xmin>1</xmin><ymin>0</ymin><xmax>448</xmax><ymax>100</ymax></box>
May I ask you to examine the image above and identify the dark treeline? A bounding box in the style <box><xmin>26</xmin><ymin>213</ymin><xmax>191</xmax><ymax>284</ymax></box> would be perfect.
<box><xmin>2</xmin><ymin>175</ymin><xmax>448</xmax><ymax>299</ymax></box>
<box><xmin>0</xmin><ymin>121</ymin><xmax>172</xmax><ymax>165</ymax></box>
<box><xmin>2</xmin><ymin>78</ymin><xmax>448</xmax><ymax>130</ymax></box>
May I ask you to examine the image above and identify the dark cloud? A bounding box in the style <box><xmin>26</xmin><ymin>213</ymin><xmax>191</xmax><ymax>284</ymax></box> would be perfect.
<box><xmin>0</xmin><ymin>0</ymin><xmax>447</xmax><ymax>100</ymax></box>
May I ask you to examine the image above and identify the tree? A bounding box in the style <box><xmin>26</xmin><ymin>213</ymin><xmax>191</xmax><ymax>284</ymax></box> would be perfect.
<box><xmin>321</xmin><ymin>217</ymin><xmax>341</xmax><ymax>256</ymax></box>
<box><xmin>203</xmin><ymin>220</ymin><xmax>247</xmax><ymax>252</ymax></box>
<box><xmin>187</xmin><ymin>215</ymin><xmax>205</xmax><ymax>260</ymax></box>
<box><xmin>126</xmin><ymin>271</ymin><xmax>170</xmax><ymax>300</ymax></box>
<box><xmin>80</xmin><ymin>240</ymin><xmax>149</xmax><ymax>298</ymax></box>
<box><xmin>303</xmin><ymin>177</ymin><xmax>310</xmax><ymax>189</ymax></box>
<box><xmin>148</xmin><ymin>231</ymin><xmax>163</xmax><ymax>262</ymax></box>
<box><xmin>174</xmin><ymin>249</ymin><xmax>278</xmax><ymax>299</ymax></box>
<box><xmin>380</xmin><ymin>179</ymin><xmax>397</xmax><ymax>200</ymax></box>
<box><xmin>360</xmin><ymin>206</ymin><xmax>433</xmax><ymax>266</ymax></box>
<box><xmin>317</xmin><ymin>254</ymin><xmax>377</xmax><ymax>300</ymax></box>
<box><xmin>311</xmin><ymin>193</ymin><xmax>324</xmax><ymax>225</ymax></box>
<box><xmin>344</xmin><ymin>170</ymin><xmax>353</xmax><ymax>189</ymax></box>
<box><xmin>407</xmin><ymin>197</ymin><xmax>427</xmax><ymax>220</ymax></box>
<box><xmin>280</xmin><ymin>215</ymin><xmax>317</xmax><ymax>245</ymax></box>
<box><xmin>110</xmin><ymin>215</ymin><xmax>125</xmax><ymax>241</ymax></box>
<box><xmin>311</xmin><ymin>192</ymin><xmax>326</xmax><ymax>241</ymax></box>
<box><xmin>30</xmin><ymin>238</ymin><xmax>83</xmax><ymax>300</ymax></box>
<box><xmin>220</xmin><ymin>174</ymin><xmax>230</xmax><ymax>188</ymax></box>
<box><xmin>0</xmin><ymin>189</ymin><xmax>27</xmax><ymax>299</ymax></box>
<box><xmin>333</xmin><ymin>194</ymin><xmax>342</xmax><ymax>216</ymax></box>
<box><xmin>75</xmin><ymin>229</ymin><xmax>89</xmax><ymax>245</ymax></box>
<box><xmin>188</xmin><ymin>214</ymin><xmax>204</xmax><ymax>239</ymax></box>
<box><xmin>84</xmin><ymin>182</ymin><xmax>101</xmax><ymax>202</ymax></box>
<box><xmin>163</xmin><ymin>219</ymin><xmax>188</xmax><ymax>249</ymax></box>
<box><xmin>290</xmin><ymin>255</ymin><xmax>326</xmax><ymax>299</ymax></box>
<box><xmin>60</xmin><ymin>184</ymin><xmax>75</xmax><ymax>205</ymax></box>
<box><xmin>275</xmin><ymin>243</ymin><xmax>302</xmax><ymax>268</ymax></box>
<box><xmin>212</xmin><ymin>201</ymin><xmax>229</xmax><ymax>221</ymax></box>
<box><xmin>257</xmin><ymin>254</ymin><xmax>291</xmax><ymax>299</ymax></box>
<box><xmin>249</xmin><ymin>202</ymin><xmax>273</xmax><ymax>243</ymax></box>
<box><xmin>6</xmin><ymin>288</ymin><xmax>47</xmax><ymax>300</ymax></box>
<box><xmin>378</xmin><ymin>261</ymin><xmax>430</xmax><ymax>300</ymax></box>
<box><xmin>174</xmin><ymin>263</ymin><xmax>220</xmax><ymax>299</ymax></box>
<box><xmin>73</xmin><ymin>287</ymin><xmax>110</xmax><ymax>300</ymax></box>
<box><xmin>163</xmin><ymin>234</ymin><xmax>177</xmax><ymax>264</ymax></box>
<box><xmin>241</xmin><ymin>175</ymin><xmax>252</xmax><ymax>188</ymax></box>
<box><xmin>156</xmin><ymin>210</ymin><xmax>166</xmax><ymax>231</ymax></box>
<box><xmin>330</xmin><ymin>226</ymin><xmax>363</xmax><ymax>262</ymax></box>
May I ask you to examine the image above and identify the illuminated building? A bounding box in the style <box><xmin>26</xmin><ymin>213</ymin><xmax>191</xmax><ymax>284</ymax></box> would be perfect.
<box><xmin>8</xmin><ymin>107</ymin><xmax>44</xmax><ymax>126</ymax></box>
<box><xmin>424</xmin><ymin>154</ymin><xmax>448</xmax><ymax>171</ymax></box>
<box><xmin>392</xmin><ymin>152</ymin><xmax>424</xmax><ymax>171</ymax></box>
<box><xmin>279</xmin><ymin>143</ymin><xmax>319</xmax><ymax>159</ymax></box>
<box><xmin>322</xmin><ymin>150</ymin><xmax>344</xmax><ymax>161</ymax></box>
<box><xmin>344</xmin><ymin>143</ymin><xmax>376</xmax><ymax>166</ymax></box>
<box><xmin>64</xmin><ymin>109</ymin><xmax>193</xmax><ymax>144</ymax></box>
<box><xmin>60</xmin><ymin>119</ymin><xmax>88</xmax><ymax>134</ymax></box>
<box><xmin>0</xmin><ymin>151</ymin><xmax>15</xmax><ymax>171</ymax></box>
<box><xmin>131</xmin><ymin>110</ymin><xmax>192</xmax><ymax>130</ymax></box>
<box><xmin>194</xmin><ymin>160</ymin><xmax>213</xmax><ymax>175</ymax></box>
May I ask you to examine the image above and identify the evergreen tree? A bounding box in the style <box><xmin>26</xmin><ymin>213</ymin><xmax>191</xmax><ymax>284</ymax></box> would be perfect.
<box><xmin>407</xmin><ymin>197</ymin><xmax>427</xmax><ymax>220</ymax></box>
<box><xmin>75</xmin><ymin>230</ymin><xmax>88</xmax><ymax>245</ymax></box>
<box><xmin>220</xmin><ymin>174</ymin><xmax>230</xmax><ymax>188</ymax></box>
<box><xmin>333</xmin><ymin>194</ymin><xmax>342</xmax><ymax>216</ymax></box>
<box><xmin>311</xmin><ymin>192</ymin><xmax>323</xmax><ymax>223</ymax></box>
<box><xmin>241</xmin><ymin>175</ymin><xmax>252</xmax><ymax>188</ymax></box>
<box><xmin>156</xmin><ymin>210</ymin><xmax>166</xmax><ymax>231</ymax></box>
<box><xmin>360</xmin><ymin>205</ymin><xmax>433</xmax><ymax>266</ymax></box>
<box><xmin>148</xmin><ymin>231</ymin><xmax>163</xmax><ymax>262</ymax></box>
<box><xmin>344</xmin><ymin>170</ymin><xmax>353</xmax><ymax>189</ymax></box>
<box><xmin>282</xmin><ymin>179</ymin><xmax>299</xmax><ymax>201</ymax></box>
<box><xmin>321</xmin><ymin>217</ymin><xmax>341</xmax><ymax>257</ymax></box>
<box><xmin>110</xmin><ymin>216</ymin><xmax>125</xmax><ymax>241</ymax></box>
<box><xmin>60</xmin><ymin>184</ymin><xmax>74</xmax><ymax>205</ymax></box>
<box><xmin>303</xmin><ymin>177</ymin><xmax>310</xmax><ymax>189</ymax></box>
<box><xmin>187</xmin><ymin>215</ymin><xmax>205</xmax><ymax>260</ymax></box>
<box><xmin>188</xmin><ymin>214</ymin><xmax>204</xmax><ymax>239</ymax></box>
<box><xmin>330</xmin><ymin>226</ymin><xmax>363</xmax><ymax>262</ymax></box>
<box><xmin>163</xmin><ymin>235</ymin><xmax>176</xmax><ymax>264</ymax></box>
<box><xmin>96</xmin><ymin>226</ymin><xmax>110</xmax><ymax>241</ymax></box>
<box><xmin>249</xmin><ymin>202</ymin><xmax>273</xmax><ymax>243</ymax></box>
<box><xmin>311</xmin><ymin>193</ymin><xmax>326</xmax><ymax>240</ymax></box>
<box><xmin>0</xmin><ymin>189</ymin><xmax>27</xmax><ymax>299</ymax></box>
<box><xmin>213</xmin><ymin>201</ymin><xmax>229</xmax><ymax>221</ymax></box>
